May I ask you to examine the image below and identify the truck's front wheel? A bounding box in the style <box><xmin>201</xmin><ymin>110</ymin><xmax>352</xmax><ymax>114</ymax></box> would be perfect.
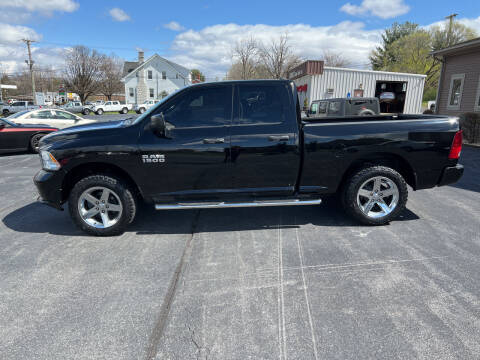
<box><xmin>341</xmin><ymin>166</ymin><xmax>408</xmax><ymax>225</ymax></box>
<box><xmin>68</xmin><ymin>175</ymin><xmax>137</xmax><ymax>236</ymax></box>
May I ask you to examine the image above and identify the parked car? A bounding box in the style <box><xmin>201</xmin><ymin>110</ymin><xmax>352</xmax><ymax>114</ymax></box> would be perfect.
<box><xmin>80</xmin><ymin>101</ymin><xmax>98</xmax><ymax>115</ymax></box>
<box><xmin>90</xmin><ymin>101</ymin><xmax>132</xmax><ymax>115</ymax></box>
<box><xmin>34</xmin><ymin>80</ymin><xmax>464</xmax><ymax>236</ymax></box>
<box><xmin>0</xmin><ymin>117</ymin><xmax>57</xmax><ymax>153</ymax></box>
<box><xmin>7</xmin><ymin>109</ymin><xmax>98</xmax><ymax>129</ymax></box>
<box><xmin>62</xmin><ymin>101</ymin><xmax>83</xmax><ymax>113</ymax></box>
<box><xmin>2</xmin><ymin>101</ymin><xmax>39</xmax><ymax>116</ymax></box>
<box><xmin>134</xmin><ymin>100</ymin><xmax>160</xmax><ymax>114</ymax></box>
<box><xmin>306</xmin><ymin>98</ymin><xmax>380</xmax><ymax>118</ymax></box>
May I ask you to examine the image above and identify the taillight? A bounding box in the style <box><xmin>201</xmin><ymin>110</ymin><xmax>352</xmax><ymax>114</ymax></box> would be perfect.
<box><xmin>448</xmin><ymin>130</ymin><xmax>463</xmax><ymax>159</ymax></box>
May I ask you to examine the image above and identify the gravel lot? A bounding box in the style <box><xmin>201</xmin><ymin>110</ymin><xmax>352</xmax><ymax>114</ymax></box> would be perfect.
<box><xmin>0</xmin><ymin>146</ymin><xmax>479</xmax><ymax>360</ymax></box>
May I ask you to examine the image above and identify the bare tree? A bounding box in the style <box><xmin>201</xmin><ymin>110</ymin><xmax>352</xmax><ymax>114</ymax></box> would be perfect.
<box><xmin>63</xmin><ymin>46</ymin><xmax>103</xmax><ymax>104</ymax></box>
<box><xmin>98</xmin><ymin>55</ymin><xmax>124</xmax><ymax>100</ymax></box>
<box><xmin>257</xmin><ymin>34</ymin><xmax>302</xmax><ymax>79</ymax></box>
<box><xmin>232</xmin><ymin>37</ymin><xmax>257</xmax><ymax>80</ymax></box>
<box><xmin>322</xmin><ymin>50</ymin><xmax>351</xmax><ymax>67</ymax></box>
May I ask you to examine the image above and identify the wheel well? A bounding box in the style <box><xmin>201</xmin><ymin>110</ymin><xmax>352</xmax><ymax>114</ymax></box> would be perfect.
<box><xmin>338</xmin><ymin>153</ymin><xmax>417</xmax><ymax>192</ymax></box>
<box><xmin>61</xmin><ymin>162</ymin><xmax>142</xmax><ymax>202</ymax></box>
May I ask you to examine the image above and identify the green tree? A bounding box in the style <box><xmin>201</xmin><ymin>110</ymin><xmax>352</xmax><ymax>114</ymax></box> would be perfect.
<box><xmin>371</xmin><ymin>20</ymin><xmax>478</xmax><ymax>97</ymax></box>
<box><xmin>190</xmin><ymin>69</ymin><xmax>205</xmax><ymax>82</ymax></box>
<box><xmin>430</xmin><ymin>21</ymin><xmax>477</xmax><ymax>51</ymax></box>
<box><xmin>388</xmin><ymin>30</ymin><xmax>440</xmax><ymax>90</ymax></box>
<box><xmin>370</xmin><ymin>22</ymin><xmax>419</xmax><ymax>70</ymax></box>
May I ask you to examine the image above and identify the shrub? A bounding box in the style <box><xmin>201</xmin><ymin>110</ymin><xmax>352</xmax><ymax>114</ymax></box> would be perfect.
<box><xmin>459</xmin><ymin>112</ymin><xmax>480</xmax><ymax>144</ymax></box>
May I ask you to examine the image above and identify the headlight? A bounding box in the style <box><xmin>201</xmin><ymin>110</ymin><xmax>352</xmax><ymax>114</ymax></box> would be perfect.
<box><xmin>40</xmin><ymin>151</ymin><xmax>61</xmax><ymax>171</ymax></box>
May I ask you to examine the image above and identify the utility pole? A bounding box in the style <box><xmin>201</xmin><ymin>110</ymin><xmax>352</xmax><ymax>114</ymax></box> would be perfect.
<box><xmin>445</xmin><ymin>13</ymin><xmax>458</xmax><ymax>47</ymax></box>
<box><xmin>22</xmin><ymin>39</ymin><xmax>37</xmax><ymax>105</ymax></box>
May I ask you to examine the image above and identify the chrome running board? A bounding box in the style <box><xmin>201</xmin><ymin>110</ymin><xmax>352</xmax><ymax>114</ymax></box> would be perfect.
<box><xmin>155</xmin><ymin>198</ymin><xmax>322</xmax><ymax>210</ymax></box>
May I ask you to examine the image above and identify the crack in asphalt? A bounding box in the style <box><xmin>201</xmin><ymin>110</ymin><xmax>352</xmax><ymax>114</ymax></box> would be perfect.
<box><xmin>144</xmin><ymin>210</ymin><xmax>201</xmax><ymax>360</ymax></box>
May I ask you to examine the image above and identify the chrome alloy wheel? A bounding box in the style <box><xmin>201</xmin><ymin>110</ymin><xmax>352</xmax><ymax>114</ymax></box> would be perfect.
<box><xmin>356</xmin><ymin>176</ymin><xmax>399</xmax><ymax>219</ymax></box>
<box><xmin>78</xmin><ymin>186</ymin><xmax>123</xmax><ymax>228</ymax></box>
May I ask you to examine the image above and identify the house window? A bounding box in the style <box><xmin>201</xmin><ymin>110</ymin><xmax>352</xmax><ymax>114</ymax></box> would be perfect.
<box><xmin>129</xmin><ymin>88</ymin><xmax>134</xmax><ymax>97</ymax></box>
<box><xmin>149</xmin><ymin>88</ymin><xmax>154</xmax><ymax>98</ymax></box>
<box><xmin>162</xmin><ymin>71</ymin><xmax>166</xmax><ymax>80</ymax></box>
<box><xmin>475</xmin><ymin>75</ymin><xmax>480</xmax><ymax>112</ymax></box>
<box><xmin>447</xmin><ymin>74</ymin><xmax>465</xmax><ymax>110</ymax></box>
<box><xmin>176</xmin><ymin>73</ymin><xmax>179</xmax><ymax>79</ymax></box>
<box><xmin>147</xmin><ymin>70</ymin><xmax>153</xmax><ymax>80</ymax></box>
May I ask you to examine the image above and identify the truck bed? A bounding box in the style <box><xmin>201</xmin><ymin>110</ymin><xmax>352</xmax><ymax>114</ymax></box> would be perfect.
<box><xmin>300</xmin><ymin>114</ymin><xmax>459</xmax><ymax>194</ymax></box>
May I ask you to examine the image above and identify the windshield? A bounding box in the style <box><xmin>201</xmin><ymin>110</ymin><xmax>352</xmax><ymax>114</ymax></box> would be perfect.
<box><xmin>132</xmin><ymin>90</ymin><xmax>179</xmax><ymax>125</ymax></box>
<box><xmin>7</xmin><ymin>110</ymin><xmax>30</xmax><ymax>119</ymax></box>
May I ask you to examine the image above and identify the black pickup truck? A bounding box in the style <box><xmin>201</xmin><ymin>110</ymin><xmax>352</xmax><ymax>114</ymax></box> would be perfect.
<box><xmin>34</xmin><ymin>80</ymin><xmax>464</xmax><ymax>236</ymax></box>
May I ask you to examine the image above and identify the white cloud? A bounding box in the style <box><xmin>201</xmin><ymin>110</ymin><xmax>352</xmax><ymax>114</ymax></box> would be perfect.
<box><xmin>0</xmin><ymin>0</ymin><xmax>79</xmax><ymax>24</ymax></box>
<box><xmin>163</xmin><ymin>21</ymin><xmax>185</xmax><ymax>31</ymax></box>
<box><xmin>168</xmin><ymin>22</ymin><xmax>381</xmax><ymax>77</ymax></box>
<box><xmin>109</xmin><ymin>8</ymin><xmax>131</xmax><ymax>22</ymax></box>
<box><xmin>0</xmin><ymin>23</ymin><xmax>42</xmax><ymax>44</ymax></box>
<box><xmin>0</xmin><ymin>0</ymin><xmax>79</xmax><ymax>23</ymax></box>
<box><xmin>0</xmin><ymin>23</ymin><xmax>64</xmax><ymax>74</ymax></box>
<box><xmin>0</xmin><ymin>0</ymin><xmax>79</xmax><ymax>12</ymax></box>
<box><xmin>340</xmin><ymin>0</ymin><xmax>409</xmax><ymax>19</ymax></box>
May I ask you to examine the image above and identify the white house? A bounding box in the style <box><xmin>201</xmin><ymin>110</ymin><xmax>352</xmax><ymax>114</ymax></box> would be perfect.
<box><xmin>122</xmin><ymin>51</ymin><xmax>191</xmax><ymax>105</ymax></box>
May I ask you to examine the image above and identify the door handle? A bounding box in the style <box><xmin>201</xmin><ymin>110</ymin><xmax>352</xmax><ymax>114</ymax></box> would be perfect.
<box><xmin>268</xmin><ymin>135</ymin><xmax>290</xmax><ymax>142</ymax></box>
<box><xmin>203</xmin><ymin>138</ymin><xmax>225</xmax><ymax>144</ymax></box>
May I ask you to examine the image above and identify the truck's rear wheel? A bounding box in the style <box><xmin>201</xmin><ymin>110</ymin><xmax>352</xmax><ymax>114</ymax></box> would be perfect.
<box><xmin>68</xmin><ymin>175</ymin><xmax>136</xmax><ymax>236</ymax></box>
<box><xmin>120</xmin><ymin>107</ymin><xmax>128</xmax><ymax>114</ymax></box>
<box><xmin>341</xmin><ymin>166</ymin><xmax>408</xmax><ymax>225</ymax></box>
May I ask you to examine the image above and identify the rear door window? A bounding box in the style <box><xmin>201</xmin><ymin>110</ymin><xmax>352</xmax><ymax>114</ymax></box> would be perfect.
<box><xmin>236</xmin><ymin>84</ymin><xmax>288</xmax><ymax>125</ymax></box>
<box><xmin>53</xmin><ymin>110</ymin><xmax>77</xmax><ymax>120</ymax></box>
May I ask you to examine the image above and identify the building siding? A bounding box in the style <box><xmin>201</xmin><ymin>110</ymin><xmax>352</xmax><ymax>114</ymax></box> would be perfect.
<box><xmin>294</xmin><ymin>67</ymin><xmax>425</xmax><ymax>114</ymax></box>
<box><xmin>437</xmin><ymin>49</ymin><xmax>480</xmax><ymax>116</ymax></box>
<box><xmin>122</xmin><ymin>55</ymin><xmax>191</xmax><ymax>105</ymax></box>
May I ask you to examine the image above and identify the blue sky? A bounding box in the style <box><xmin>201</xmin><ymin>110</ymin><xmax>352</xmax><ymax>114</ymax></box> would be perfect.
<box><xmin>0</xmin><ymin>0</ymin><xmax>479</xmax><ymax>78</ymax></box>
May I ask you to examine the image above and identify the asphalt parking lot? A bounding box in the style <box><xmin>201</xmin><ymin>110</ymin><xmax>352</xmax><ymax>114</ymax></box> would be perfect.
<box><xmin>0</xmin><ymin>146</ymin><xmax>479</xmax><ymax>359</ymax></box>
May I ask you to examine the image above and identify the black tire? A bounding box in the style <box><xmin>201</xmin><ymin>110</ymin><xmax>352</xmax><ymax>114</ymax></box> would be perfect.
<box><xmin>359</xmin><ymin>110</ymin><xmax>375</xmax><ymax>116</ymax></box>
<box><xmin>3</xmin><ymin>109</ymin><xmax>9</xmax><ymax>116</ymax></box>
<box><xmin>96</xmin><ymin>109</ymin><xmax>103</xmax><ymax>115</ymax></box>
<box><xmin>120</xmin><ymin>107</ymin><xmax>128</xmax><ymax>114</ymax></box>
<box><xmin>68</xmin><ymin>174</ymin><xmax>137</xmax><ymax>236</ymax></box>
<box><xmin>29</xmin><ymin>133</ymin><xmax>45</xmax><ymax>153</ymax></box>
<box><xmin>341</xmin><ymin>166</ymin><xmax>408</xmax><ymax>225</ymax></box>
<box><xmin>83</xmin><ymin>109</ymin><xmax>90</xmax><ymax>115</ymax></box>
<box><xmin>139</xmin><ymin>107</ymin><xmax>146</xmax><ymax>114</ymax></box>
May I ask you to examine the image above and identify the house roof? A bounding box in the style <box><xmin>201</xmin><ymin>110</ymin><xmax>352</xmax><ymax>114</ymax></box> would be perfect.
<box><xmin>123</xmin><ymin>61</ymin><xmax>139</xmax><ymax>77</ymax></box>
<box><xmin>431</xmin><ymin>37</ymin><xmax>480</xmax><ymax>57</ymax></box>
<box><xmin>121</xmin><ymin>54</ymin><xmax>190</xmax><ymax>81</ymax></box>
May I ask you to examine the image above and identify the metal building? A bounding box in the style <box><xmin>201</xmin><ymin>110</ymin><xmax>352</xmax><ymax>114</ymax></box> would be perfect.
<box><xmin>289</xmin><ymin>60</ymin><xmax>426</xmax><ymax>114</ymax></box>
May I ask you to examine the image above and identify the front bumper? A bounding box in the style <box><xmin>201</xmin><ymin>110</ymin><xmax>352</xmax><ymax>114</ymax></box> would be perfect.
<box><xmin>437</xmin><ymin>164</ymin><xmax>464</xmax><ymax>186</ymax></box>
<box><xmin>33</xmin><ymin>169</ymin><xmax>66</xmax><ymax>210</ymax></box>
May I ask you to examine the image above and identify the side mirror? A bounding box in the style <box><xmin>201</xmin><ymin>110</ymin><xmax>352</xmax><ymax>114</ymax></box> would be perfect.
<box><xmin>150</xmin><ymin>113</ymin><xmax>166</xmax><ymax>137</ymax></box>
